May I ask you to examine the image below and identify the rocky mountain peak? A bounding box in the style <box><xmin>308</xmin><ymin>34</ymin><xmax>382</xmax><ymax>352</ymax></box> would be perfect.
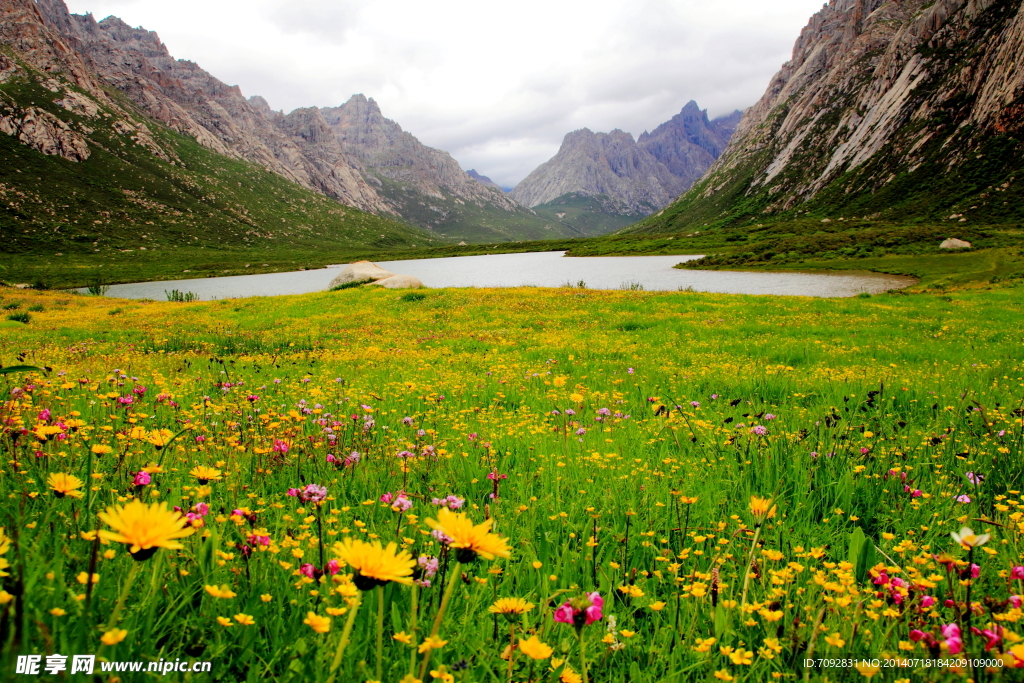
<box><xmin>511</xmin><ymin>101</ymin><xmax>742</xmax><ymax>214</ymax></box>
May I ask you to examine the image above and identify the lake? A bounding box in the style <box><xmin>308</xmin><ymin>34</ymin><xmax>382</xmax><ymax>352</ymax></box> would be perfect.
<box><xmin>94</xmin><ymin>251</ymin><xmax>915</xmax><ymax>300</ymax></box>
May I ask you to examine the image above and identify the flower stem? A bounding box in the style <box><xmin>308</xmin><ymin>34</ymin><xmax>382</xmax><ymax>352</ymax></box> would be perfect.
<box><xmin>578</xmin><ymin>628</ymin><xmax>589</xmax><ymax>683</ymax></box>
<box><xmin>739</xmin><ymin>523</ymin><xmax>764</xmax><ymax>607</ymax></box>
<box><xmin>376</xmin><ymin>586</ymin><xmax>386</xmax><ymax>682</ymax></box>
<box><xmin>418</xmin><ymin>561</ymin><xmax>462</xmax><ymax>680</ymax></box>
<box><xmin>409</xmin><ymin>582</ymin><xmax>419</xmax><ymax>676</ymax></box>
<box><xmin>103</xmin><ymin>561</ymin><xmax>142</xmax><ymax>631</ymax></box>
<box><xmin>325</xmin><ymin>595</ymin><xmax>362</xmax><ymax>683</ymax></box>
<box><xmin>507</xmin><ymin>622</ymin><xmax>516</xmax><ymax>683</ymax></box>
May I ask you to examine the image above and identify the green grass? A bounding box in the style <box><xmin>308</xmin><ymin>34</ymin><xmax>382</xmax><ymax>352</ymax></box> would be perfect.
<box><xmin>1</xmin><ymin>284</ymin><xmax>1024</xmax><ymax>681</ymax></box>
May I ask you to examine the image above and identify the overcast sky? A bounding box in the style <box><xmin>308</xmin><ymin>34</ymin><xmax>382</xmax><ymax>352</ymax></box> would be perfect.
<box><xmin>64</xmin><ymin>0</ymin><xmax>826</xmax><ymax>188</ymax></box>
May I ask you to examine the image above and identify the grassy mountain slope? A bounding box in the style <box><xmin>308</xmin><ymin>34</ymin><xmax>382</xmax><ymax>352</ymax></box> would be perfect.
<box><xmin>530</xmin><ymin>193</ymin><xmax>646</xmax><ymax>236</ymax></box>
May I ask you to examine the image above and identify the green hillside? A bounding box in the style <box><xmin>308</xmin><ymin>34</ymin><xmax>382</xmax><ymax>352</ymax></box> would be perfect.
<box><xmin>530</xmin><ymin>192</ymin><xmax>644</xmax><ymax>236</ymax></box>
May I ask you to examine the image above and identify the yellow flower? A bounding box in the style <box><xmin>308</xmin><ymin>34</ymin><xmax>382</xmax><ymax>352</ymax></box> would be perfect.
<box><xmin>0</xmin><ymin>590</ymin><xmax>13</xmax><ymax>604</ymax></box>
<box><xmin>98</xmin><ymin>500</ymin><xmax>194</xmax><ymax>560</ymax></box>
<box><xmin>488</xmin><ymin>597</ymin><xmax>535</xmax><ymax>620</ymax></box>
<box><xmin>76</xmin><ymin>572</ymin><xmax>99</xmax><ymax>585</ymax></box>
<box><xmin>620</xmin><ymin>629</ymin><xmax>636</xmax><ymax>638</ymax></box>
<box><xmin>100</xmin><ymin>628</ymin><xmax>128</xmax><ymax>645</ymax></box>
<box><xmin>260</xmin><ymin>594</ymin><xmax>273</xmax><ymax>602</ymax></box>
<box><xmin>824</xmin><ymin>633</ymin><xmax>846</xmax><ymax>648</ymax></box>
<box><xmin>417</xmin><ymin>636</ymin><xmax>448</xmax><ymax>653</ymax></box>
<box><xmin>147</xmin><ymin>428</ymin><xmax>175</xmax><ymax>448</ymax></box>
<box><xmin>303</xmin><ymin>611</ymin><xmax>331</xmax><ymax>633</ymax></box>
<box><xmin>618</xmin><ymin>584</ymin><xmax>645</xmax><ymax>598</ymax></box>
<box><xmin>398</xmin><ymin>676</ymin><xmax>423</xmax><ymax>683</ymax></box>
<box><xmin>234</xmin><ymin>613</ymin><xmax>255</xmax><ymax>625</ymax></box>
<box><xmin>189</xmin><ymin>466</ymin><xmax>223</xmax><ymax>484</ymax></box>
<box><xmin>680</xmin><ymin>496</ymin><xmax>698</xmax><ymax>504</ymax></box>
<box><xmin>332</xmin><ymin>538</ymin><xmax>415</xmax><ymax>589</ymax></box>
<box><xmin>326</xmin><ymin>607</ymin><xmax>347</xmax><ymax>617</ymax></box>
<box><xmin>729</xmin><ymin>648</ymin><xmax>754</xmax><ymax>665</ymax></box>
<box><xmin>518</xmin><ymin>635</ymin><xmax>553</xmax><ymax>660</ymax></box>
<box><xmin>692</xmin><ymin>637</ymin><xmax>716</xmax><ymax>653</ymax></box>
<box><xmin>216</xmin><ymin>616</ymin><xmax>232</xmax><ymax>627</ymax></box>
<box><xmin>855</xmin><ymin>661</ymin><xmax>881</xmax><ymax>677</ymax></box>
<box><xmin>951</xmin><ymin>526</ymin><xmax>990</xmax><ymax>548</ymax></box>
<box><xmin>430</xmin><ymin>667</ymin><xmax>454</xmax><ymax>683</ymax></box>
<box><xmin>559</xmin><ymin>664</ymin><xmax>583</xmax><ymax>683</ymax></box>
<box><xmin>650</xmin><ymin>601</ymin><xmax>667</xmax><ymax>611</ymax></box>
<box><xmin>47</xmin><ymin>472</ymin><xmax>84</xmax><ymax>499</ymax></box>
<box><xmin>425</xmin><ymin>508</ymin><xmax>512</xmax><ymax>562</ymax></box>
<box><xmin>714</xmin><ymin>671</ymin><xmax>734</xmax><ymax>681</ymax></box>
<box><xmin>749</xmin><ymin>496</ymin><xmax>777</xmax><ymax>523</ymax></box>
<box><xmin>90</xmin><ymin>444</ymin><xmax>112</xmax><ymax>455</ymax></box>
<box><xmin>532</xmin><ymin>561</ymin><xmax>543</xmax><ymax>569</ymax></box>
<box><xmin>204</xmin><ymin>584</ymin><xmax>237</xmax><ymax>599</ymax></box>
<box><xmin>49</xmin><ymin>608</ymin><xmax>66</xmax><ymax>616</ymax></box>
<box><xmin>393</xmin><ymin>631</ymin><xmax>413</xmax><ymax>645</ymax></box>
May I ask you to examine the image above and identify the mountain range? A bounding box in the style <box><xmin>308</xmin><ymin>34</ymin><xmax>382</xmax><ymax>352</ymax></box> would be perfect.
<box><xmin>629</xmin><ymin>0</ymin><xmax>1024</xmax><ymax>234</ymax></box>
<box><xmin>2</xmin><ymin>0</ymin><xmax>581</xmax><ymax>246</ymax></box>
<box><xmin>511</xmin><ymin>102</ymin><xmax>741</xmax><ymax>233</ymax></box>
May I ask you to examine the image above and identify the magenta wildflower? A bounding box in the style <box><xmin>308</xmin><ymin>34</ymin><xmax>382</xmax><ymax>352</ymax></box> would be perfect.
<box><xmin>750</xmin><ymin>425</ymin><xmax>767</xmax><ymax>436</ymax></box>
<box><xmin>300</xmin><ymin>484</ymin><xmax>327</xmax><ymax>503</ymax></box>
<box><xmin>554</xmin><ymin>592</ymin><xmax>603</xmax><ymax>629</ymax></box>
<box><xmin>1011</xmin><ymin>566</ymin><xmax>1024</xmax><ymax>580</ymax></box>
<box><xmin>132</xmin><ymin>470</ymin><xmax>151</xmax><ymax>486</ymax></box>
<box><xmin>272</xmin><ymin>439</ymin><xmax>289</xmax><ymax>454</ymax></box>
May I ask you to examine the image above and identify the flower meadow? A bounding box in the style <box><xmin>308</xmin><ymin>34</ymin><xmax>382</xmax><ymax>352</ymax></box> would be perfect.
<box><xmin>1</xmin><ymin>284</ymin><xmax>1023</xmax><ymax>682</ymax></box>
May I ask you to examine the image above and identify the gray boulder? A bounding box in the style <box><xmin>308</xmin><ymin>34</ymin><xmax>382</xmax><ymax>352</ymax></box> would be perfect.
<box><xmin>367</xmin><ymin>275</ymin><xmax>425</xmax><ymax>289</ymax></box>
<box><xmin>940</xmin><ymin>238</ymin><xmax>972</xmax><ymax>250</ymax></box>
<box><xmin>329</xmin><ymin>261</ymin><xmax>395</xmax><ymax>288</ymax></box>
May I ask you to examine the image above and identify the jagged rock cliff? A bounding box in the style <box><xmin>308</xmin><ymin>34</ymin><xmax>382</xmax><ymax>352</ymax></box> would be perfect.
<box><xmin>511</xmin><ymin>101</ymin><xmax>741</xmax><ymax>214</ymax></box>
<box><xmin>631</xmin><ymin>0</ymin><xmax>1024</xmax><ymax>233</ymax></box>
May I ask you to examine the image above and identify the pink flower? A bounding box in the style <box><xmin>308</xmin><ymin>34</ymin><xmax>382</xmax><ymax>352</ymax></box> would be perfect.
<box><xmin>286</xmin><ymin>488</ymin><xmax>300</xmax><ymax>497</ymax></box>
<box><xmin>941</xmin><ymin>624</ymin><xmax>963</xmax><ymax>654</ymax></box>
<box><xmin>326</xmin><ymin>453</ymin><xmax>338</xmax><ymax>464</ymax></box>
<box><xmin>750</xmin><ymin>425</ymin><xmax>767</xmax><ymax>436</ymax></box>
<box><xmin>326</xmin><ymin>560</ymin><xmax>340</xmax><ymax>575</ymax></box>
<box><xmin>272</xmin><ymin>439</ymin><xmax>289</xmax><ymax>454</ymax></box>
<box><xmin>1011</xmin><ymin>566</ymin><xmax>1024</xmax><ymax>580</ymax></box>
<box><xmin>132</xmin><ymin>470</ymin><xmax>151</xmax><ymax>486</ymax></box>
<box><xmin>554</xmin><ymin>592</ymin><xmax>603</xmax><ymax>629</ymax></box>
<box><xmin>300</xmin><ymin>484</ymin><xmax>327</xmax><ymax>503</ymax></box>
<box><xmin>922</xmin><ymin>595</ymin><xmax>936</xmax><ymax>608</ymax></box>
<box><xmin>971</xmin><ymin>627</ymin><xmax>1002</xmax><ymax>651</ymax></box>
<box><xmin>1011</xmin><ymin>595</ymin><xmax>1023</xmax><ymax>608</ymax></box>
<box><xmin>909</xmin><ymin>629</ymin><xmax>927</xmax><ymax>642</ymax></box>
<box><xmin>299</xmin><ymin>563</ymin><xmax>316</xmax><ymax>578</ymax></box>
<box><xmin>956</xmin><ymin>494</ymin><xmax>972</xmax><ymax>503</ymax></box>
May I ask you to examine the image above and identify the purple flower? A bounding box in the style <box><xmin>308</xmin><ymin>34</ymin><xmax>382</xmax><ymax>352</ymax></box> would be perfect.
<box><xmin>402</xmin><ymin>416</ymin><xmax>414</xmax><ymax>426</ymax></box>
<box><xmin>597</xmin><ymin>408</ymin><xmax>611</xmax><ymax>416</ymax></box>
<box><xmin>956</xmin><ymin>494</ymin><xmax>972</xmax><ymax>503</ymax></box>
<box><xmin>967</xmin><ymin>472</ymin><xmax>984</xmax><ymax>485</ymax></box>
<box><xmin>565</xmin><ymin>409</ymin><xmax>575</xmax><ymax>416</ymax></box>
<box><xmin>418</xmin><ymin>555</ymin><xmax>439</xmax><ymax>577</ymax></box>
<box><xmin>763</xmin><ymin>413</ymin><xmax>776</xmax><ymax>421</ymax></box>
<box><xmin>750</xmin><ymin>425</ymin><xmax>768</xmax><ymax>436</ymax></box>
<box><xmin>575</xmin><ymin>427</ymin><xmax>587</xmax><ymax>436</ymax></box>
<box><xmin>627</xmin><ymin>368</ymin><xmax>634</xmax><ymax>374</ymax></box>
<box><xmin>690</xmin><ymin>401</ymin><xmax>700</xmax><ymax>408</ymax></box>
<box><xmin>344</xmin><ymin>451</ymin><xmax>361</xmax><ymax>467</ymax></box>
<box><xmin>300</xmin><ymin>484</ymin><xmax>328</xmax><ymax>503</ymax></box>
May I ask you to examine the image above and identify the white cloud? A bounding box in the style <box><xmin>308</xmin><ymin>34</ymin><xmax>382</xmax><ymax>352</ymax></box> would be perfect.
<box><xmin>63</xmin><ymin>0</ymin><xmax>826</xmax><ymax>187</ymax></box>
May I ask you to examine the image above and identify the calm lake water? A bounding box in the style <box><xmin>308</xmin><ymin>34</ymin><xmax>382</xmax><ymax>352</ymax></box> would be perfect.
<box><xmin>95</xmin><ymin>251</ymin><xmax>915</xmax><ymax>300</ymax></box>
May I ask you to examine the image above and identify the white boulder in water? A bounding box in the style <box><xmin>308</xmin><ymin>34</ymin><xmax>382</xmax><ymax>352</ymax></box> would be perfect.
<box><xmin>329</xmin><ymin>261</ymin><xmax>395</xmax><ymax>288</ymax></box>
<box><xmin>368</xmin><ymin>274</ymin><xmax>425</xmax><ymax>289</ymax></box>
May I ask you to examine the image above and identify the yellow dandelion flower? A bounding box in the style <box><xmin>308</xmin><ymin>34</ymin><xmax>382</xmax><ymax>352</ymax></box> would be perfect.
<box><xmin>749</xmin><ymin>496</ymin><xmax>777</xmax><ymax>524</ymax></box>
<box><xmin>90</xmin><ymin>444</ymin><xmax>112</xmax><ymax>455</ymax></box>
<box><xmin>332</xmin><ymin>538</ymin><xmax>415</xmax><ymax>589</ymax></box>
<box><xmin>650</xmin><ymin>601</ymin><xmax>667</xmax><ymax>611</ymax></box>
<box><xmin>100</xmin><ymin>628</ymin><xmax>128</xmax><ymax>645</ymax></box>
<box><xmin>98</xmin><ymin>500</ymin><xmax>195</xmax><ymax>560</ymax></box>
<box><xmin>488</xmin><ymin>597</ymin><xmax>535</xmax><ymax>621</ymax></box>
<box><xmin>47</xmin><ymin>472</ymin><xmax>84</xmax><ymax>499</ymax></box>
<box><xmin>303</xmin><ymin>611</ymin><xmax>331</xmax><ymax>633</ymax></box>
<box><xmin>559</xmin><ymin>664</ymin><xmax>583</xmax><ymax>683</ymax></box>
<box><xmin>518</xmin><ymin>635</ymin><xmax>553</xmax><ymax>660</ymax></box>
<box><xmin>234</xmin><ymin>613</ymin><xmax>255</xmax><ymax>625</ymax></box>
<box><xmin>216</xmin><ymin>616</ymin><xmax>232</xmax><ymax>627</ymax></box>
<box><xmin>425</xmin><ymin>508</ymin><xmax>511</xmax><ymax>562</ymax></box>
<box><xmin>189</xmin><ymin>466</ymin><xmax>223</xmax><ymax>484</ymax></box>
<box><xmin>729</xmin><ymin>648</ymin><xmax>754</xmax><ymax>665</ymax></box>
